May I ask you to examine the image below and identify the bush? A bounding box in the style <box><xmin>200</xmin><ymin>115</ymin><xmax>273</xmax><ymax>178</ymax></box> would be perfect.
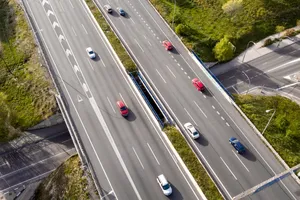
<box><xmin>234</xmin><ymin>94</ymin><xmax>300</xmax><ymax>167</ymax></box>
<box><xmin>175</xmin><ymin>24</ymin><xmax>189</xmax><ymax>36</ymax></box>
<box><xmin>213</xmin><ymin>36</ymin><xmax>234</xmax><ymax>62</ymax></box>
<box><xmin>263</xmin><ymin>38</ymin><xmax>273</xmax><ymax>47</ymax></box>
<box><xmin>284</xmin><ymin>28</ymin><xmax>296</xmax><ymax>37</ymax></box>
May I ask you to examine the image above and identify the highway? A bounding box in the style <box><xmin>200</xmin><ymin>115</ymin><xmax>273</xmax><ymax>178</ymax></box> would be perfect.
<box><xmin>24</xmin><ymin>0</ymin><xmax>203</xmax><ymax>199</ymax></box>
<box><xmin>92</xmin><ymin>0</ymin><xmax>300</xmax><ymax>199</ymax></box>
<box><xmin>217</xmin><ymin>41</ymin><xmax>300</xmax><ymax>94</ymax></box>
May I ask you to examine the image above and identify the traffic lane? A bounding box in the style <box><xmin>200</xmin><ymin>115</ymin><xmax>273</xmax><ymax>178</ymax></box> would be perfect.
<box><xmin>50</xmin><ymin>2</ymin><xmax>184</xmax><ymax>199</ymax></box>
<box><xmin>128</xmin><ymin>33</ymin><xmax>296</xmax><ymax>198</ymax></box>
<box><xmin>134</xmin><ymin>58</ymin><xmax>246</xmax><ymax>197</ymax></box>
<box><xmin>27</xmin><ymin>1</ymin><xmax>131</xmax><ymax>199</ymax></box>
<box><xmin>208</xmin><ymin>84</ymin><xmax>300</xmax><ymax>198</ymax></box>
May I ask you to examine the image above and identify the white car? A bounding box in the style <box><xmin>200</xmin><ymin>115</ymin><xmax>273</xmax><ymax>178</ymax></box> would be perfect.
<box><xmin>86</xmin><ymin>47</ymin><xmax>96</xmax><ymax>59</ymax></box>
<box><xmin>184</xmin><ymin>122</ymin><xmax>200</xmax><ymax>139</ymax></box>
<box><xmin>104</xmin><ymin>5</ymin><xmax>112</xmax><ymax>13</ymax></box>
<box><xmin>156</xmin><ymin>174</ymin><xmax>172</xmax><ymax>196</ymax></box>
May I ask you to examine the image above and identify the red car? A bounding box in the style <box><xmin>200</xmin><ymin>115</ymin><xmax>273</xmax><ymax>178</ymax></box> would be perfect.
<box><xmin>116</xmin><ymin>101</ymin><xmax>129</xmax><ymax>117</ymax></box>
<box><xmin>192</xmin><ymin>78</ymin><xmax>205</xmax><ymax>91</ymax></box>
<box><xmin>163</xmin><ymin>40</ymin><xmax>173</xmax><ymax>50</ymax></box>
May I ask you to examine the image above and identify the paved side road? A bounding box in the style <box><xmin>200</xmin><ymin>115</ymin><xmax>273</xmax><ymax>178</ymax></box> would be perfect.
<box><xmin>0</xmin><ymin>123</ymin><xmax>75</xmax><ymax>198</ymax></box>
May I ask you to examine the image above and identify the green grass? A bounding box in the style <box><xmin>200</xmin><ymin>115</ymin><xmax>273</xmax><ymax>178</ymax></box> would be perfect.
<box><xmin>85</xmin><ymin>0</ymin><xmax>137</xmax><ymax>74</ymax></box>
<box><xmin>34</xmin><ymin>155</ymin><xmax>90</xmax><ymax>200</ymax></box>
<box><xmin>234</xmin><ymin>94</ymin><xmax>300</xmax><ymax>167</ymax></box>
<box><xmin>0</xmin><ymin>0</ymin><xmax>57</xmax><ymax>142</ymax></box>
<box><xmin>149</xmin><ymin>0</ymin><xmax>300</xmax><ymax>62</ymax></box>
<box><xmin>164</xmin><ymin>126</ymin><xmax>223</xmax><ymax>200</ymax></box>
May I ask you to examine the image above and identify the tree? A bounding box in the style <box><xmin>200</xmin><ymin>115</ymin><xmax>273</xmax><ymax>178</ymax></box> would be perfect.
<box><xmin>213</xmin><ymin>36</ymin><xmax>235</xmax><ymax>62</ymax></box>
<box><xmin>222</xmin><ymin>0</ymin><xmax>243</xmax><ymax>15</ymax></box>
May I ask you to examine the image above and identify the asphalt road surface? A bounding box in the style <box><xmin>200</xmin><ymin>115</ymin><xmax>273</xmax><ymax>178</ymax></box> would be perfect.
<box><xmin>217</xmin><ymin>41</ymin><xmax>300</xmax><ymax>95</ymax></box>
<box><xmin>92</xmin><ymin>0</ymin><xmax>300</xmax><ymax>199</ymax></box>
<box><xmin>24</xmin><ymin>0</ymin><xmax>204</xmax><ymax>199</ymax></box>
<box><xmin>0</xmin><ymin>123</ymin><xmax>75</xmax><ymax>194</ymax></box>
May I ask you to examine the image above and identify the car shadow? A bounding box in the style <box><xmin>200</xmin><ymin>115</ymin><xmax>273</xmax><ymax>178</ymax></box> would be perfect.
<box><xmin>242</xmin><ymin>149</ymin><xmax>257</xmax><ymax>162</ymax></box>
<box><xmin>168</xmin><ymin>183</ymin><xmax>183</xmax><ymax>200</ymax></box>
<box><xmin>93</xmin><ymin>53</ymin><xmax>101</xmax><ymax>61</ymax></box>
<box><xmin>195</xmin><ymin>132</ymin><xmax>209</xmax><ymax>146</ymax></box>
<box><xmin>126</xmin><ymin>109</ymin><xmax>137</xmax><ymax>122</ymax></box>
<box><xmin>109</xmin><ymin>10</ymin><xmax>120</xmax><ymax>18</ymax></box>
<box><xmin>170</xmin><ymin>48</ymin><xmax>179</xmax><ymax>55</ymax></box>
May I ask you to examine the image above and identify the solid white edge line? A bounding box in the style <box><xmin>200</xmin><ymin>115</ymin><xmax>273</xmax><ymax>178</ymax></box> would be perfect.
<box><xmin>232</xmin><ymin>150</ymin><xmax>250</xmax><ymax>172</ymax></box>
<box><xmin>132</xmin><ymin>147</ymin><xmax>145</xmax><ymax>169</ymax></box>
<box><xmin>220</xmin><ymin>157</ymin><xmax>237</xmax><ymax>180</ymax></box>
<box><xmin>107</xmin><ymin>96</ymin><xmax>116</xmax><ymax>113</ymax></box>
<box><xmin>147</xmin><ymin>143</ymin><xmax>160</xmax><ymax>165</ymax></box>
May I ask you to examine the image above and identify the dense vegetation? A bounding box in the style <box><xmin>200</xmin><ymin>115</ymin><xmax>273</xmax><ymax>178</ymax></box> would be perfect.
<box><xmin>0</xmin><ymin>0</ymin><xmax>56</xmax><ymax>142</ymax></box>
<box><xmin>33</xmin><ymin>155</ymin><xmax>93</xmax><ymax>200</ymax></box>
<box><xmin>234</xmin><ymin>94</ymin><xmax>300</xmax><ymax>167</ymax></box>
<box><xmin>150</xmin><ymin>0</ymin><xmax>300</xmax><ymax>62</ymax></box>
<box><xmin>85</xmin><ymin>0</ymin><xmax>137</xmax><ymax>74</ymax></box>
<box><xmin>164</xmin><ymin>126</ymin><xmax>223</xmax><ymax>200</ymax></box>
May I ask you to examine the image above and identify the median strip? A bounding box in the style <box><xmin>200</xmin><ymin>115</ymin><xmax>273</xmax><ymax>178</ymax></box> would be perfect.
<box><xmin>85</xmin><ymin>0</ymin><xmax>137</xmax><ymax>74</ymax></box>
<box><xmin>164</xmin><ymin>126</ymin><xmax>223</xmax><ymax>200</ymax></box>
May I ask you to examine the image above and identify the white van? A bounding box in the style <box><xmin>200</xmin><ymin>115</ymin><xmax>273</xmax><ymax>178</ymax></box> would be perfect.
<box><xmin>156</xmin><ymin>174</ymin><xmax>172</xmax><ymax>196</ymax></box>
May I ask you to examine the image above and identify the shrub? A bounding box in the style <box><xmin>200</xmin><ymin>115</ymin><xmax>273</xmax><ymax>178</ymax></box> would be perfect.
<box><xmin>213</xmin><ymin>36</ymin><xmax>235</xmax><ymax>62</ymax></box>
<box><xmin>284</xmin><ymin>28</ymin><xmax>296</xmax><ymax>37</ymax></box>
<box><xmin>263</xmin><ymin>38</ymin><xmax>273</xmax><ymax>46</ymax></box>
<box><xmin>175</xmin><ymin>24</ymin><xmax>189</xmax><ymax>36</ymax></box>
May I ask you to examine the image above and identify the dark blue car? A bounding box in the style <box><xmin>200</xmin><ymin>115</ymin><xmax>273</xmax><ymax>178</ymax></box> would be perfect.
<box><xmin>229</xmin><ymin>137</ymin><xmax>245</xmax><ymax>154</ymax></box>
<box><xmin>117</xmin><ymin>7</ymin><xmax>125</xmax><ymax>16</ymax></box>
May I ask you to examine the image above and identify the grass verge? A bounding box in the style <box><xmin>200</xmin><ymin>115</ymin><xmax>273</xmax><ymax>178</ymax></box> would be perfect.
<box><xmin>234</xmin><ymin>94</ymin><xmax>300</xmax><ymax>167</ymax></box>
<box><xmin>85</xmin><ymin>0</ymin><xmax>137</xmax><ymax>74</ymax></box>
<box><xmin>164</xmin><ymin>125</ymin><xmax>223</xmax><ymax>200</ymax></box>
<box><xmin>33</xmin><ymin>155</ymin><xmax>95</xmax><ymax>200</ymax></box>
<box><xmin>0</xmin><ymin>0</ymin><xmax>57</xmax><ymax>142</ymax></box>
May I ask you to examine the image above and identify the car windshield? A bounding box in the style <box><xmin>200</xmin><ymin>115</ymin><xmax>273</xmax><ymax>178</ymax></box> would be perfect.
<box><xmin>88</xmin><ymin>50</ymin><xmax>93</xmax><ymax>54</ymax></box>
<box><xmin>162</xmin><ymin>183</ymin><xmax>170</xmax><ymax>190</ymax></box>
<box><xmin>193</xmin><ymin>131</ymin><xmax>198</xmax><ymax>136</ymax></box>
<box><xmin>120</xmin><ymin>106</ymin><xmax>127</xmax><ymax>111</ymax></box>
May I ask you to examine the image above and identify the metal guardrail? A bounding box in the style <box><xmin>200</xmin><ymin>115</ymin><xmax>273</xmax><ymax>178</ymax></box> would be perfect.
<box><xmin>191</xmin><ymin>50</ymin><xmax>234</xmax><ymax>100</ymax></box>
<box><xmin>129</xmin><ymin>72</ymin><xmax>164</xmax><ymax>127</ymax></box>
